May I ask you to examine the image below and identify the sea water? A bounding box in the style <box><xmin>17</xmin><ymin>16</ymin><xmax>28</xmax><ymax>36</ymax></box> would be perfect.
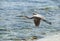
<box><xmin>0</xmin><ymin>0</ymin><xmax>60</xmax><ymax>41</ymax></box>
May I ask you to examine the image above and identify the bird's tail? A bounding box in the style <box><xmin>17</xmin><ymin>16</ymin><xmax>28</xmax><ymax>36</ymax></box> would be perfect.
<box><xmin>42</xmin><ymin>19</ymin><xmax>52</xmax><ymax>25</ymax></box>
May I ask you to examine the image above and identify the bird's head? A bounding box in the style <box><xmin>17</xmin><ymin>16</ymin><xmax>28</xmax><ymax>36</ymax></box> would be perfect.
<box><xmin>33</xmin><ymin>13</ymin><xmax>37</xmax><ymax>15</ymax></box>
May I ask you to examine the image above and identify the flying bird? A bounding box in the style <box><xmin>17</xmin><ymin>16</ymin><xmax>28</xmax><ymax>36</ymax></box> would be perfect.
<box><xmin>17</xmin><ymin>13</ymin><xmax>52</xmax><ymax>27</ymax></box>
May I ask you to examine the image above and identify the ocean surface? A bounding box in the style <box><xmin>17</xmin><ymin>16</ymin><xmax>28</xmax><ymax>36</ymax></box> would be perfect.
<box><xmin>0</xmin><ymin>0</ymin><xmax>60</xmax><ymax>41</ymax></box>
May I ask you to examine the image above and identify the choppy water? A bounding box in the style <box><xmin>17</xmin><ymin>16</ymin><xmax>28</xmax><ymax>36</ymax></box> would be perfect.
<box><xmin>0</xmin><ymin>0</ymin><xmax>60</xmax><ymax>41</ymax></box>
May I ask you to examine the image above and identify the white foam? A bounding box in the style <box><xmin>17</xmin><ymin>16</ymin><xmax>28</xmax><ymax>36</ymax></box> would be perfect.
<box><xmin>36</xmin><ymin>34</ymin><xmax>60</xmax><ymax>41</ymax></box>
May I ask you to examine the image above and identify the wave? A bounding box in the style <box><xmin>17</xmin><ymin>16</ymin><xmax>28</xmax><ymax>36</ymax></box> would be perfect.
<box><xmin>36</xmin><ymin>33</ymin><xmax>60</xmax><ymax>41</ymax></box>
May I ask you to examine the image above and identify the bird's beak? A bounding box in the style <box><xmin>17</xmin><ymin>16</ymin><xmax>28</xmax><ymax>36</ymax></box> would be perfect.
<box><xmin>16</xmin><ymin>15</ymin><xmax>24</xmax><ymax>17</ymax></box>
<box><xmin>16</xmin><ymin>15</ymin><xmax>29</xmax><ymax>19</ymax></box>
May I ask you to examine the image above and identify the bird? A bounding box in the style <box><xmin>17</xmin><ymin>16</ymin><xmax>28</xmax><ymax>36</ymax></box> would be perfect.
<box><xmin>17</xmin><ymin>13</ymin><xmax>52</xmax><ymax>27</ymax></box>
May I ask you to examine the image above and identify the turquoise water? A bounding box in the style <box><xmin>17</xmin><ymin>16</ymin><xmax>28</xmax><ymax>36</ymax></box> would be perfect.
<box><xmin>0</xmin><ymin>0</ymin><xmax>60</xmax><ymax>41</ymax></box>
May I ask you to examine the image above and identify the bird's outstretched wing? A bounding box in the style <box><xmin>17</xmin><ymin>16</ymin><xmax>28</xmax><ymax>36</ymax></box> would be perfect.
<box><xmin>42</xmin><ymin>19</ymin><xmax>52</xmax><ymax>25</ymax></box>
<box><xmin>16</xmin><ymin>15</ymin><xmax>33</xmax><ymax>19</ymax></box>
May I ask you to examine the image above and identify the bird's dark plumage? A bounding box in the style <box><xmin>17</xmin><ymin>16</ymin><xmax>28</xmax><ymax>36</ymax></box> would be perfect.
<box><xmin>34</xmin><ymin>17</ymin><xmax>41</xmax><ymax>26</ymax></box>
